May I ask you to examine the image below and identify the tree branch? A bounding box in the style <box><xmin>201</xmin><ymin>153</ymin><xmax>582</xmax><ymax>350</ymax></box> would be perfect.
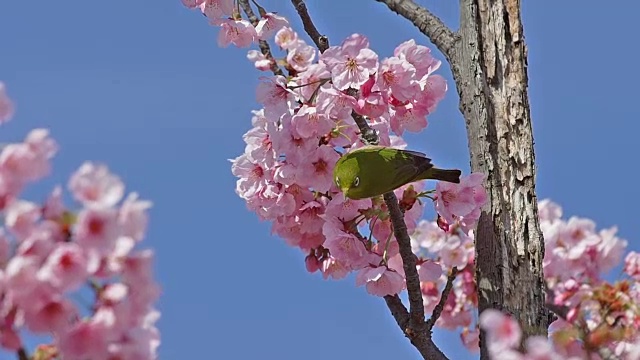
<box><xmin>16</xmin><ymin>348</ymin><xmax>28</xmax><ymax>360</ymax></box>
<box><xmin>426</xmin><ymin>267</ymin><xmax>459</xmax><ymax>331</ymax></box>
<box><xmin>290</xmin><ymin>0</ymin><xmax>329</xmax><ymax>52</ymax></box>
<box><xmin>384</xmin><ymin>294</ymin><xmax>448</xmax><ymax>360</ymax></box>
<box><xmin>384</xmin><ymin>294</ymin><xmax>410</xmax><ymax>329</ymax></box>
<box><xmin>373</xmin><ymin>0</ymin><xmax>458</xmax><ymax>60</ymax></box>
<box><xmin>238</xmin><ymin>0</ymin><xmax>284</xmax><ymax>76</ymax></box>
<box><xmin>288</xmin><ymin>3</ymin><xmax>444</xmax><ymax>357</ymax></box>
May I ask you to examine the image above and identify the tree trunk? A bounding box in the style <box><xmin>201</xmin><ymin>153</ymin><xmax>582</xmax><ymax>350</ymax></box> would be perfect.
<box><xmin>451</xmin><ymin>0</ymin><xmax>548</xmax><ymax>356</ymax></box>
<box><xmin>375</xmin><ymin>0</ymin><xmax>550</xmax><ymax>357</ymax></box>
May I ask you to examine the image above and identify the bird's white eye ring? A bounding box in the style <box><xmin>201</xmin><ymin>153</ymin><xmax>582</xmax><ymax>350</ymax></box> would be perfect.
<box><xmin>353</xmin><ymin>177</ymin><xmax>360</xmax><ymax>187</ymax></box>
<box><xmin>335</xmin><ymin>176</ymin><xmax>340</xmax><ymax>187</ymax></box>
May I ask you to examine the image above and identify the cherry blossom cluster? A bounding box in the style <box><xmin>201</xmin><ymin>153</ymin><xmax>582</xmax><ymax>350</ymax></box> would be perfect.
<box><xmin>183</xmin><ymin>1</ymin><xmax>640</xmax><ymax>357</ymax></box>
<box><xmin>410</xmin><ymin>198</ymin><xmax>640</xmax><ymax>355</ymax></box>
<box><xmin>181</xmin><ymin>1</ymin><xmax>489</xmax><ymax>298</ymax></box>
<box><xmin>0</xmin><ymin>83</ymin><xmax>160</xmax><ymax>360</ymax></box>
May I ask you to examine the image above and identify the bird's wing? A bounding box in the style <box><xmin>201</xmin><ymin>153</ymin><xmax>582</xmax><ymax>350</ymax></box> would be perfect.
<box><xmin>379</xmin><ymin>148</ymin><xmax>434</xmax><ymax>189</ymax></box>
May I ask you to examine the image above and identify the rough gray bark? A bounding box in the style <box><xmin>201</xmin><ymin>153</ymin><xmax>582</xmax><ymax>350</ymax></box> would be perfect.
<box><xmin>377</xmin><ymin>0</ymin><xmax>548</xmax><ymax>358</ymax></box>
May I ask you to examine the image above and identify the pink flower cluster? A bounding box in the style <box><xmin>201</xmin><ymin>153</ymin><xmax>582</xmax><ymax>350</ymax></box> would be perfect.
<box><xmin>0</xmin><ymin>82</ymin><xmax>160</xmax><ymax>359</ymax></box>
<box><xmin>412</xmin><ymin>199</ymin><xmax>640</xmax><ymax>355</ymax></box>
<box><xmin>184</xmin><ymin>2</ymin><xmax>485</xmax><ymax>297</ymax></box>
<box><xmin>184</xmin><ymin>2</ymin><xmax>640</xmax><ymax>356</ymax></box>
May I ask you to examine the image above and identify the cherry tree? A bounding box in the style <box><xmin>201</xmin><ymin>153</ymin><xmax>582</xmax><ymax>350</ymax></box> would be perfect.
<box><xmin>181</xmin><ymin>1</ymin><xmax>640</xmax><ymax>359</ymax></box>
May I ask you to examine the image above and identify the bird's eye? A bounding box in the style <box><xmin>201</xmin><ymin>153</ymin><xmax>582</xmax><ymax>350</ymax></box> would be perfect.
<box><xmin>335</xmin><ymin>176</ymin><xmax>340</xmax><ymax>187</ymax></box>
<box><xmin>353</xmin><ymin>176</ymin><xmax>360</xmax><ymax>187</ymax></box>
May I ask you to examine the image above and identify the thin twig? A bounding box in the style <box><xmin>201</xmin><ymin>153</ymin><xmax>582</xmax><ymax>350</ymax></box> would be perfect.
<box><xmin>238</xmin><ymin>0</ymin><xmax>284</xmax><ymax>76</ymax></box>
<box><xmin>290</xmin><ymin>0</ymin><xmax>329</xmax><ymax>52</ymax></box>
<box><xmin>426</xmin><ymin>267</ymin><xmax>459</xmax><ymax>331</ymax></box>
<box><xmin>373</xmin><ymin>0</ymin><xmax>458</xmax><ymax>60</ymax></box>
<box><xmin>345</xmin><ymin>89</ymin><xmax>379</xmax><ymax>145</ymax></box>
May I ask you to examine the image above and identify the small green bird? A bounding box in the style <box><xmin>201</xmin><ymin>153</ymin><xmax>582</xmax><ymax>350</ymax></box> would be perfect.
<box><xmin>333</xmin><ymin>145</ymin><xmax>461</xmax><ymax>200</ymax></box>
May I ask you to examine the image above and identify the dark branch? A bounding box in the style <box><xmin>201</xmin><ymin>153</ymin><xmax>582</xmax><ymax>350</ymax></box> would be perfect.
<box><xmin>16</xmin><ymin>348</ymin><xmax>28</xmax><ymax>360</ymax></box>
<box><xmin>373</xmin><ymin>0</ymin><xmax>458</xmax><ymax>60</ymax></box>
<box><xmin>345</xmin><ymin>89</ymin><xmax>379</xmax><ymax>145</ymax></box>
<box><xmin>426</xmin><ymin>267</ymin><xmax>459</xmax><ymax>331</ymax></box>
<box><xmin>238</xmin><ymin>0</ymin><xmax>284</xmax><ymax>76</ymax></box>
<box><xmin>384</xmin><ymin>192</ymin><xmax>425</xmax><ymax>331</ymax></box>
<box><xmin>382</xmin><ymin>192</ymin><xmax>450</xmax><ymax>359</ymax></box>
<box><xmin>384</xmin><ymin>294</ymin><xmax>410</xmax><ymax>329</ymax></box>
<box><xmin>384</xmin><ymin>295</ymin><xmax>448</xmax><ymax>360</ymax></box>
<box><xmin>290</xmin><ymin>0</ymin><xmax>329</xmax><ymax>52</ymax></box>
<box><xmin>286</xmin><ymin>2</ymin><xmax>441</xmax><ymax>354</ymax></box>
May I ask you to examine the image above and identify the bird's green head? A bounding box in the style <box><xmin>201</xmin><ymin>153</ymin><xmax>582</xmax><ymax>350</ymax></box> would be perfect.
<box><xmin>333</xmin><ymin>153</ymin><xmax>364</xmax><ymax>199</ymax></box>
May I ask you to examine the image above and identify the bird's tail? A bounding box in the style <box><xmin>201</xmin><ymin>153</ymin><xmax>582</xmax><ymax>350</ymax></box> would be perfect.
<box><xmin>423</xmin><ymin>167</ymin><xmax>462</xmax><ymax>183</ymax></box>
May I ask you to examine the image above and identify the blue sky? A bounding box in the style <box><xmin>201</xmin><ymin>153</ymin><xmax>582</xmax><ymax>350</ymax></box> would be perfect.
<box><xmin>0</xmin><ymin>1</ymin><xmax>638</xmax><ymax>359</ymax></box>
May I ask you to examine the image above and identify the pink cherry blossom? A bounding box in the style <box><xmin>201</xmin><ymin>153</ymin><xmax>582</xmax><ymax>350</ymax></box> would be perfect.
<box><xmin>242</xmin><ymin>120</ymin><xmax>277</xmax><ymax>168</ymax></box>
<box><xmin>119</xmin><ymin>192</ymin><xmax>152</xmax><ymax>242</ymax></box>
<box><xmin>57</xmin><ymin>319</ymin><xmax>110</xmax><ymax>360</ymax></box>
<box><xmin>286</xmin><ymin>40</ymin><xmax>316</xmax><ymax>72</ymax></box>
<box><xmin>323</xmin><ymin>216</ymin><xmax>368</xmax><ymax>267</ymax></box>
<box><xmin>199</xmin><ymin>0</ymin><xmax>234</xmax><ymax>21</ymax></box>
<box><xmin>414</xmin><ymin>74</ymin><xmax>447</xmax><ymax>114</ymax></box>
<box><xmin>460</xmin><ymin>327</ymin><xmax>480</xmax><ymax>352</ymax></box>
<box><xmin>255</xmin><ymin>12</ymin><xmax>289</xmax><ymax>40</ymax></box>
<box><xmin>320</xmin><ymin>34</ymin><xmax>379</xmax><ymax>90</ymax></box>
<box><xmin>524</xmin><ymin>336</ymin><xmax>563</xmax><ymax>360</ymax></box>
<box><xmin>299</xmin><ymin>145</ymin><xmax>340</xmax><ymax>193</ymax></box>
<box><xmin>355</xmin><ymin>265</ymin><xmax>405</xmax><ymax>296</ymax></box>
<box><xmin>324</xmin><ymin>192</ymin><xmax>370</xmax><ymax>221</ymax></box>
<box><xmin>217</xmin><ymin>18</ymin><xmax>256</xmax><ymax>48</ymax></box>
<box><xmin>0</xmin><ymin>82</ymin><xmax>14</xmax><ymax>123</ymax></box>
<box><xmin>290</xmin><ymin>63</ymin><xmax>331</xmax><ymax>103</ymax></box>
<box><xmin>389</xmin><ymin>103</ymin><xmax>428</xmax><ymax>135</ymax></box>
<box><xmin>394</xmin><ymin>39</ymin><xmax>441</xmax><ymax>79</ymax></box>
<box><xmin>320</xmin><ymin>256</ymin><xmax>350</xmax><ymax>280</ymax></box>
<box><xmin>181</xmin><ymin>0</ymin><xmax>206</xmax><ymax>8</ymax></box>
<box><xmin>0</xmin><ymin>129</ymin><xmax>57</xmax><ymax>183</ymax></box>
<box><xmin>4</xmin><ymin>200</ymin><xmax>40</xmax><ymax>241</ymax></box>
<box><xmin>291</xmin><ymin>104</ymin><xmax>332</xmax><ymax>139</ymax></box>
<box><xmin>375</xmin><ymin>57</ymin><xmax>420</xmax><ymax>102</ymax></box>
<box><xmin>68</xmin><ymin>162</ymin><xmax>124</xmax><ymax>208</ymax></box>
<box><xmin>435</xmin><ymin>172</ymin><xmax>487</xmax><ymax>224</ymax></box>
<box><xmin>37</xmin><ymin>243</ymin><xmax>88</xmax><ymax>292</ymax></box>
<box><xmin>418</xmin><ymin>260</ymin><xmax>443</xmax><ymax>282</ymax></box>
<box><xmin>316</xmin><ymin>86</ymin><xmax>357</xmax><ymax>119</ymax></box>
<box><xmin>538</xmin><ymin>199</ymin><xmax>563</xmax><ymax>223</ymax></box>
<box><xmin>479</xmin><ymin>309</ymin><xmax>522</xmax><ymax>352</ymax></box>
<box><xmin>256</xmin><ymin>75</ymin><xmax>296</xmax><ymax>120</ymax></box>
<box><xmin>23</xmin><ymin>296</ymin><xmax>77</xmax><ymax>334</ymax></box>
<box><xmin>74</xmin><ymin>207</ymin><xmax>120</xmax><ymax>253</ymax></box>
<box><xmin>411</xmin><ymin>220</ymin><xmax>447</xmax><ymax>254</ymax></box>
<box><xmin>230</xmin><ymin>153</ymin><xmax>272</xmax><ymax>199</ymax></box>
<box><xmin>440</xmin><ymin>235</ymin><xmax>472</xmax><ymax>269</ymax></box>
<box><xmin>247</xmin><ymin>50</ymin><xmax>272</xmax><ymax>71</ymax></box>
<box><xmin>624</xmin><ymin>251</ymin><xmax>640</xmax><ymax>280</ymax></box>
<box><xmin>274</xmin><ymin>27</ymin><xmax>298</xmax><ymax>49</ymax></box>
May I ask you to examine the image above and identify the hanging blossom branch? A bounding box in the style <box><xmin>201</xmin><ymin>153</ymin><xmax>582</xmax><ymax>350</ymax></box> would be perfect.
<box><xmin>238</xmin><ymin>0</ymin><xmax>284</xmax><ymax>76</ymax></box>
<box><xmin>288</xmin><ymin>2</ymin><xmax>449</xmax><ymax>358</ymax></box>
<box><xmin>426</xmin><ymin>267</ymin><xmax>459</xmax><ymax>331</ymax></box>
